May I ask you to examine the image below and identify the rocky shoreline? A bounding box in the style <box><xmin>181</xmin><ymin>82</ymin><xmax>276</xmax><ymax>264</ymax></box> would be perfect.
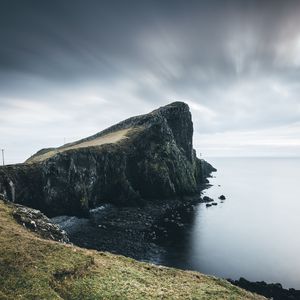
<box><xmin>228</xmin><ymin>278</ymin><xmax>300</xmax><ymax>300</ymax></box>
<box><xmin>53</xmin><ymin>190</ymin><xmax>210</xmax><ymax>262</ymax></box>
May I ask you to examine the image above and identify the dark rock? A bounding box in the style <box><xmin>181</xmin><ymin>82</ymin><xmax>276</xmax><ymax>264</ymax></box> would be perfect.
<box><xmin>206</xmin><ymin>203</ymin><xmax>212</xmax><ymax>207</ymax></box>
<box><xmin>201</xmin><ymin>196</ymin><xmax>214</xmax><ymax>203</ymax></box>
<box><xmin>0</xmin><ymin>102</ymin><xmax>215</xmax><ymax>217</ymax></box>
<box><xmin>228</xmin><ymin>277</ymin><xmax>300</xmax><ymax>300</ymax></box>
<box><xmin>211</xmin><ymin>202</ymin><xmax>218</xmax><ymax>206</ymax></box>
<box><xmin>12</xmin><ymin>203</ymin><xmax>69</xmax><ymax>243</ymax></box>
<box><xmin>219</xmin><ymin>195</ymin><xmax>226</xmax><ymax>200</ymax></box>
<box><xmin>146</xmin><ymin>198</ymin><xmax>198</xmax><ymax>244</ymax></box>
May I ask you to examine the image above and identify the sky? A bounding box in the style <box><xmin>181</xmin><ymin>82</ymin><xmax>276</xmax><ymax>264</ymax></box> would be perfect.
<box><xmin>0</xmin><ymin>0</ymin><xmax>300</xmax><ymax>164</ymax></box>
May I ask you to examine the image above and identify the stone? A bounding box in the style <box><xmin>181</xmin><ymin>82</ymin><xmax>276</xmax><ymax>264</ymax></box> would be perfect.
<box><xmin>202</xmin><ymin>196</ymin><xmax>214</xmax><ymax>203</ymax></box>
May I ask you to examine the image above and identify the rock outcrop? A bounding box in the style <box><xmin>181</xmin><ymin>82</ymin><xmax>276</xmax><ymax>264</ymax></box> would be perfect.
<box><xmin>0</xmin><ymin>102</ymin><xmax>215</xmax><ymax>216</ymax></box>
<box><xmin>228</xmin><ymin>278</ymin><xmax>300</xmax><ymax>300</ymax></box>
<box><xmin>12</xmin><ymin>203</ymin><xmax>70</xmax><ymax>243</ymax></box>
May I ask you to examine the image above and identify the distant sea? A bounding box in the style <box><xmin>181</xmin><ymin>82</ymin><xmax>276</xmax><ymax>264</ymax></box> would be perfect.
<box><xmin>159</xmin><ymin>157</ymin><xmax>300</xmax><ymax>289</ymax></box>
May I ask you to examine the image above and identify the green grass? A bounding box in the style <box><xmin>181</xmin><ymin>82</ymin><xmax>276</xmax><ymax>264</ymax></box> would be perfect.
<box><xmin>26</xmin><ymin>127</ymin><xmax>136</xmax><ymax>163</ymax></box>
<box><xmin>0</xmin><ymin>201</ymin><xmax>265</xmax><ymax>299</ymax></box>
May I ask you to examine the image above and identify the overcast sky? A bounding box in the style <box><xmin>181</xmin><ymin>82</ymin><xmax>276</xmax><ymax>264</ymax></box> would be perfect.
<box><xmin>1</xmin><ymin>0</ymin><xmax>300</xmax><ymax>164</ymax></box>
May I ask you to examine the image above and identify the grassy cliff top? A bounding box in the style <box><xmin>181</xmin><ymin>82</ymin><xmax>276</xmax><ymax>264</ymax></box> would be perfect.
<box><xmin>24</xmin><ymin>102</ymin><xmax>190</xmax><ymax>165</ymax></box>
<box><xmin>26</xmin><ymin>128</ymin><xmax>134</xmax><ymax>164</ymax></box>
<box><xmin>0</xmin><ymin>200</ymin><xmax>265</xmax><ymax>300</ymax></box>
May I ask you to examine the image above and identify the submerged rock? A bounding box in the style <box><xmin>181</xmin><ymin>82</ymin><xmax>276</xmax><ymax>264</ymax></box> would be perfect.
<box><xmin>219</xmin><ymin>195</ymin><xmax>226</xmax><ymax>200</ymax></box>
<box><xmin>0</xmin><ymin>102</ymin><xmax>215</xmax><ymax>216</ymax></box>
<box><xmin>201</xmin><ymin>196</ymin><xmax>214</xmax><ymax>203</ymax></box>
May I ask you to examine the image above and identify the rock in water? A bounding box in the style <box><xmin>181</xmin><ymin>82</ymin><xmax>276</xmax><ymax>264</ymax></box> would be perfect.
<box><xmin>0</xmin><ymin>102</ymin><xmax>216</xmax><ymax>216</ymax></box>
<box><xmin>201</xmin><ymin>196</ymin><xmax>214</xmax><ymax>203</ymax></box>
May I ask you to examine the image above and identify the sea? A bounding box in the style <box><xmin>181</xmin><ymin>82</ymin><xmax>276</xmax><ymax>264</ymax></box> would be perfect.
<box><xmin>159</xmin><ymin>157</ymin><xmax>300</xmax><ymax>289</ymax></box>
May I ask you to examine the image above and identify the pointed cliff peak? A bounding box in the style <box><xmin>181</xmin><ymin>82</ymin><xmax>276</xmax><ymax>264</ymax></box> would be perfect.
<box><xmin>152</xmin><ymin>101</ymin><xmax>190</xmax><ymax>113</ymax></box>
<box><xmin>160</xmin><ymin>101</ymin><xmax>190</xmax><ymax>110</ymax></box>
<box><xmin>26</xmin><ymin>102</ymin><xmax>194</xmax><ymax>164</ymax></box>
<box><xmin>99</xmin><ymin>101</ymin><xmax>192</xmax><ymax>135</ymax></box>
<box><xmin>148</xmin><ymin>101</ymin><xmax>190</xmax><ymax>120</ymax></box>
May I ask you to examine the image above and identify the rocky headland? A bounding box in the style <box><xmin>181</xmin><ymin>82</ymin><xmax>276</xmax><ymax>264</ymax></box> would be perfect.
<box><xmin>0</xmin><ymin>102</ymin><xmax>215</xmax><ymax>217</ymax></box>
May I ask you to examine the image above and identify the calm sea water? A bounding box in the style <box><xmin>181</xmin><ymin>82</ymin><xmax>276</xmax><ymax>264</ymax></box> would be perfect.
<box><xmin>160</xmin><ymin>157</ymin><xmax>300</xmax><ymax>289</ymax></box>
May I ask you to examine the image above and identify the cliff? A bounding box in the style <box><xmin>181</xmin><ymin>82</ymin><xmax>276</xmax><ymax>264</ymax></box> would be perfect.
<box><xmin>0</xmin><ymin>200</ymin><xmax>264</xmax><ymax>300</ymax></box>
<box><xmin>0</xmin><ymin>102</ymin><xmax>215</xmax><ymax>216</ymax></box>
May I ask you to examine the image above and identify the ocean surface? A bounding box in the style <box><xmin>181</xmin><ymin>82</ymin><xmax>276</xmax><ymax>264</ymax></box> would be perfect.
<box><xmin>160</xmin><ymin>157</ymin><xmax>300</xmax><ymax>289</ymax></box>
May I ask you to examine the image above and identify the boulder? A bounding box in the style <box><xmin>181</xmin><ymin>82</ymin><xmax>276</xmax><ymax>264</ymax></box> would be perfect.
<box><xmin>202</xmin><ymin>196</ymin><xmax>214</xmax><ymax>203</ymax></box>
<box><xmin>12</xmin><ymin>203</ymin><xmax>69</xmax><ymax>243</ymax></box>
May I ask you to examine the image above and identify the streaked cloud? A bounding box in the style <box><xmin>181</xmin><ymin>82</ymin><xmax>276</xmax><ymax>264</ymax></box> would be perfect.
<box><xmin>0</xmin><ymin>0</ymin><xmax>300</xmax><ymax>163</ymax></box>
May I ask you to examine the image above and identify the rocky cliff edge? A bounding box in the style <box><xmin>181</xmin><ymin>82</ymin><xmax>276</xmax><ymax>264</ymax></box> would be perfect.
<box><xmin>0</xmin><ymin>102</ymin><xmax>215</xmax><ymax>216</ymax></box>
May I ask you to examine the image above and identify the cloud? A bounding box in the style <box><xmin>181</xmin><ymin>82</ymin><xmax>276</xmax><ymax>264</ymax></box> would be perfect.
<box><xmin>194</xmin><ymin>122</ymin><xmax>300</xmax><ymax>157</ymax></box>
<box><xmin>0</xmin><ymin>0</ymin><xmax>300</xmax><ymax>163</ymax></box>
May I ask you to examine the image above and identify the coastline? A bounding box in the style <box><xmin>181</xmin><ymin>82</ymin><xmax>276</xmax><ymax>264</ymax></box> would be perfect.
<box><xmin>52</xmin><ymin>191</ymin><xmax>210</xmax><ymax>263</ymax></box>
<box><xmin>228</xmin><ymin>278</ymin><xmax>300</xmax><ymax>300</ymax></box>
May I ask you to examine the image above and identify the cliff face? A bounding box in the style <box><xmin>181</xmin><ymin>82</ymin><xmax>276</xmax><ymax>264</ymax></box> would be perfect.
<box><xmin>0</xmin><ymin>102</ymin><xmax>215</xmax><ymax>216</ymax></box>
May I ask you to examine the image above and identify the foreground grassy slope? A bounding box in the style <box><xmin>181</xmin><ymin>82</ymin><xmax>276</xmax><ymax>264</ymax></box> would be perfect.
<box><xmin>0</xmin><ymin>201</ymin><xmax>265</xmax><ymax>300</ymax></box>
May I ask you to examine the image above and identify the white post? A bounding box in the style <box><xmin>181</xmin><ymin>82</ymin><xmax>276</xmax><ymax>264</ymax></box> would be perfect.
<box><xmin>1</xmin><ymin>149</ymin><xmax>4</xmax><ymax>166</ymax></box>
